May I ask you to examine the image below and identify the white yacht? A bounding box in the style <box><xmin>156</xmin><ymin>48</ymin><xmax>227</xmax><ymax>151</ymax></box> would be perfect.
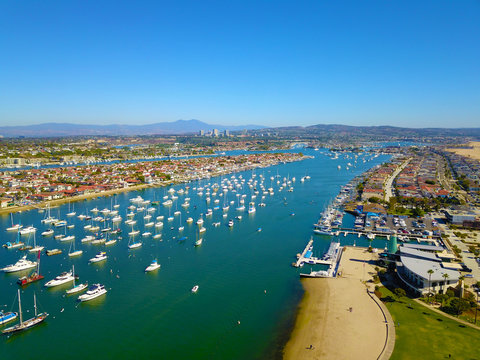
<box><xmin>78</xmin><ymin>284</ymin><xmax>107</xmax><ymax>302</ymax></box>
<box><xmin>1</xmin><ymin>256</ymin><xmax>37</xmax><ymax>273</ymax></box>
<box><xmin>89</xmin><ymin>252</ymin><xmax>107</xmax><ymax>263</ymax></box>
<box><xmin>45</xmin><ymin>270</ymin><xmax>75</xmax><ymax>287</ymax></box>
<box><xmin>145</xmin><ymin>260</ymin><xmax>161</xmax><ymax>272</ymax></box>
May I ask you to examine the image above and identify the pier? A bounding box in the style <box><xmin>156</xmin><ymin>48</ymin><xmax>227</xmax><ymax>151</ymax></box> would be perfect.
<box><xmin>333</xmin><ymin>227</ymin><xmax>441</xmax><ymax>244</ymax></box>
<box><xmin>294</xmin><ymin>238</ymin><xmax>314</xmax><ymax>267</ymax></box>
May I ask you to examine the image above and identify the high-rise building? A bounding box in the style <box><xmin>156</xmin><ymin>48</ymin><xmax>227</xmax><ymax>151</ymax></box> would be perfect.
<box><xmin>213</xmin><ymin>129</ymin><xmax>219</xmax><ymax>137</ymax></box>
<box><xmin>224</xmin><ymin>129</ymin><xmax>230</xmax><ymax>137</ymax></box>
<box><xmin>199</xmin><ymin>130</ymin><xmax>205</xmax><ymax>136</ymax></box>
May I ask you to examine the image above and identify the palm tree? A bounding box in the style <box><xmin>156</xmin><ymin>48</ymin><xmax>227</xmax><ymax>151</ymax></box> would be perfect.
<box><xmin>442</xmin><ymin>273</ymin><xmax>449</xmax><ymax>293</ymax></box>
<box><xmin>427</xmin><ymin>269</ymin><xmax>434</xmax><ymax>301</ymax></box>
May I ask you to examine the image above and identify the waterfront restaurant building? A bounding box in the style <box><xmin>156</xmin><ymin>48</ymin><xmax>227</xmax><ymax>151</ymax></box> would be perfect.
<box><xmin>396</xmin><ymin>246</ymin><xmax>460</xmax><ymax>295</ymax></box>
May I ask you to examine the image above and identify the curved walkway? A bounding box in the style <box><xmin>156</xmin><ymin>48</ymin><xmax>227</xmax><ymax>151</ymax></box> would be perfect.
<box><xmin>366</xmin><ymin>288</ymin><xmax>396</xmax><ymax>360</ymax></box>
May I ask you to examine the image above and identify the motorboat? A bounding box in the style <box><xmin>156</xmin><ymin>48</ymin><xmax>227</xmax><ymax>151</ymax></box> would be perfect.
<box><xmin>0</xmin><ymin>311</ymin><xmax>18</xmax><ymax>325</ymax></box>
<box><xmin>191</xmin><ymin>285</ymin><xmax>199</xmax><ymax>293</ymax></box>
<box><xmin>78</xmin><ymin>284</ymin><xmax>107</xmax><ymax>302</ymax></box>
<box><xmin>89</xmin><ymin>252</ymin><xmax>107</xmax><ymax>263</ymax></box>
<box><xmin>228</xmin><ymin>219</ymin><xmax>234</xmax><ymax>227</ymax></box>
<box><xmin>45</xmin><ymin>270</ymin><xmax>74</xmax><ymax>287</ymax></box>
<box><xmin>1</xmin><ymin>256</ymin><xmax>37</xmax><ymax>273</ymax></box>
<box><xmin>145</xmin><ymin>260</ymin><xmax>161</xmax><ymax>272</ymax></box>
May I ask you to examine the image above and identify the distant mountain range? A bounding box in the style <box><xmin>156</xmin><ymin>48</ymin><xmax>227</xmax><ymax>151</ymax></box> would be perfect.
<box><xmin>254</xmin><ymin>124</ymin><xmax>480</xmax><ymax>139</ymax></box>
<box><xmin>1</xmin><ymin>120</ymin><xmax>479</xmax><ymax>139</ymax></box>
<box><xmin>0</xmin><ymin>120</ymin><xmax>264</xmax><ymax>137</ymax></box>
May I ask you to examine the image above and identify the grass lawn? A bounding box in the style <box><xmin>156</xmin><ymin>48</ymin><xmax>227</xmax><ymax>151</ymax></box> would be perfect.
<box><xmin>378</xmin><ymin>287</ymin><xmax>480</xmax><ymax>360</ymax></box>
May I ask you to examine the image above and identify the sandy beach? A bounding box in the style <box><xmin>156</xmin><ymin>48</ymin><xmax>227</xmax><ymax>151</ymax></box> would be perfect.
<box><xmin>283</xmin><ymin>247</ymin><xmax>391</xmax><ymax>360</ymax></box>
<box><xmin>446</xmin><ymin>141</ymin><xmax>480</xmax><ymax>161</ymax></box>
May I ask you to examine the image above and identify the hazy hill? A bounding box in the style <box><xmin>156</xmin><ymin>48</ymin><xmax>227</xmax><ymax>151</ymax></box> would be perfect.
<box><xmin>0</xmin><ymin>120</ymin><xmax>264</xmax><ymax>137</ymax></box>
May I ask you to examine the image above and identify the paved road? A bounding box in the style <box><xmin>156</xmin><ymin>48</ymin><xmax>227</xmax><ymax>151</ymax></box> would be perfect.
<box><xmin>384</xmin><ymin>158</ymin><xmax>411</xmax><ymax>202</ymax></box>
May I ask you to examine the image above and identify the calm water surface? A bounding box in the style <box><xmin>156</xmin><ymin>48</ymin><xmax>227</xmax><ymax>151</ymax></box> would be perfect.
<box><xmin>0</xmin><ymin>149</ymin><xmax>390</xmax><ymax>359</ymax></box>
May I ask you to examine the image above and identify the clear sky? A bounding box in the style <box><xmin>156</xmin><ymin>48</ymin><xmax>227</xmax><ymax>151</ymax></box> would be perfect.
<box><xmin>0</xmin><ymin>1</ymin><xmax>479</xmax><ymax>128</ymax></box>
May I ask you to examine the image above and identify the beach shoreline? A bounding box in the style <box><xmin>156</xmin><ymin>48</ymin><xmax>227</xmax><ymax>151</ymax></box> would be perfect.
<box><xmin>283</xmin><ymin>247</ymin><xmax>393</xmax><ymax>360</ymax></box>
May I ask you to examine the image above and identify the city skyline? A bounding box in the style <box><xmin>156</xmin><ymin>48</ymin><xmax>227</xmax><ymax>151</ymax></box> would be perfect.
<box><xmin>0</xmin><ymin>1</ymin><xmax>479</xmax><ymax>128</ymax></box>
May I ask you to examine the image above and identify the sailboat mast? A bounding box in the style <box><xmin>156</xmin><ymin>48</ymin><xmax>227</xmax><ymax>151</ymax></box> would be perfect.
<box><xmin>72</xmin><ymin>265</ymin><xmax>75</xmax><ymax>287</ymax></box>
<box><xmin>37</xmin><ymin>250</ymin><xmax>41</xmax><ymax>274</ymax></box>
<box><xmin>34</xmin><ymin>293</ymin><xmax>38</xmax><ymax>317</ymax></box>
<box><xmin>18</xmin><ymin>289</ymin><xmax>23</xmax><ymax>325</ymax></box>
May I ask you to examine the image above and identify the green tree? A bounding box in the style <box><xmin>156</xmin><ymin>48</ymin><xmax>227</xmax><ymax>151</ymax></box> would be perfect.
<box><xmin>427</xmin><ymin>269</ymin><xmax>434</xmax><ymax>300</ymax></box>
<box><xmin>394</xmin><ymin>288</ymin><xmax>406</xmax><ymax>298</ymax></box>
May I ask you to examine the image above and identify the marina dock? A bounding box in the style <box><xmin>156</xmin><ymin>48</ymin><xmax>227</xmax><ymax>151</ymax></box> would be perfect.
<box><xmin>295</xmin><ymin>239</ymin><xmax>343</xmax><ymax>278</ymax></box>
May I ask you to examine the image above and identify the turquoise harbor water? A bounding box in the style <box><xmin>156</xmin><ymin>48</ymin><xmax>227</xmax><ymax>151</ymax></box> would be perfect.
<box><xmin>0</xmin><ymin>149</ymin><xmax>390</xmax><ymax>359</ymax></box>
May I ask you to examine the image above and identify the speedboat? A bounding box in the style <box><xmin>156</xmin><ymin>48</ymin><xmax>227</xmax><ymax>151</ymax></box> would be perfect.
<box><xmin>89</xmin><ymin>252</ymin><xmax>107</xmax><ymax>263</ymax></box>
<box><xmin>45</xmin><ymin>270</ymin><xmax>75</xmax><ymax>287</ymax></box>
<box><xmin>1</xmin><ymin>256</ymin><xmax>37</xmax><ymax>273</ymax></box>
<box><xmin>0</xmin><ymin>311</ymin><xmax>18</xmax><ymax>325</ymax></box>
<box><xmin>145</xmin><ymin>260</ymin><xmax>161</xmax><ymax>272</ymax></box>
<box><xmin>78</xmin><ymin>284</ymin><xmax>107</xmax><ymax>302</ymax></box>
<box><xmin>191</xmin><ymin>285</ymin><xmax>199</xmax><ymax>293</ymax></box>
<box><xmin>228</xmin><ymin>219</ymin><xmax>234</xmax><ymax>227</ymax></box>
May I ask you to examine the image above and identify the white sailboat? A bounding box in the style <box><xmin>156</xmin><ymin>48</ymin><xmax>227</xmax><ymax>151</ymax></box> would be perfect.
<box><xmin>2</xmin><ymin>291</ymin><xmax>48</xmax><ymax>335</ymax></box>
<box><xmin>6</xmin><ymin>213</ymin><xmax>22</xmax><ymax>232</ymax></box>
<box><xmin>68</xmin><ymin>238</ymin><xmax>83</xmax><ymax>257</ymax></box>
<box><xmin>66</xmin><ymin>265</ymin><xmax>87</xmax><ymax>294</ymax></box>
<box><xmin>29</xmin><ymin>233</ymin><xmax>44</xmax><ymax>253</ymax></box>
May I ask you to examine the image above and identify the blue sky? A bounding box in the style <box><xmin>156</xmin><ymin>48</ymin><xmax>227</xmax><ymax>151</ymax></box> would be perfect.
<box><xmin>0</xmin><ymin>1</ymin><xmax>479</xmax><ymax>128</ymax></box>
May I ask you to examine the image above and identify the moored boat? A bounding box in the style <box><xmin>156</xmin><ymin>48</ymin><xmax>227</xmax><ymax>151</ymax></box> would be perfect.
<box><xmin>45</xmin><ymin>270</ymin><xmax>75</xmax><ymax>287</ymax></box>
<box><xmin>78</xmin><ymin>284</ymin><xmax>107</xmax><ymax>302</ymax></box>
<box><xmin>145</xmin><ymin>260</ymin><xmax>161</xmax><ymax>272</ymax></box>
<box><xmin>1</xmin><ymin>256</ymin><xmax>37</xmax><ymax>273</ymax></box>
<box><xmin>2</xmin><ymin>291</ymin><xmax>48</xmax><ymax>335</ymax></box>
<box><xmin>89</xmin><ymin>252</ymin><xmax>107</xmax><ymax>263</ymax></box>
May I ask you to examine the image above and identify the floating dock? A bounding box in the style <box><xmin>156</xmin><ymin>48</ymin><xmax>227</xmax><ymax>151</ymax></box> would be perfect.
<box><xmin>295</xmin><ymin>240</ymin><xmax>343</xmax><ymax>278</ymax></box>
